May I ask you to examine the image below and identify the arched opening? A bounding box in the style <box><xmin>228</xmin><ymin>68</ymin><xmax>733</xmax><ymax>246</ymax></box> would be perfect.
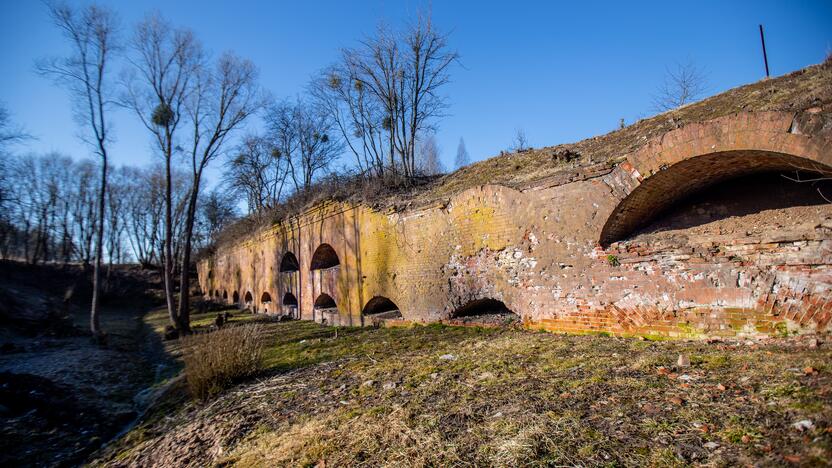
<box><xmin>207</xmin><ymin>270</ymin><xmax>214</xmax><ymax>279</ymax></box>
<box><xmin>261</xmin><ymin>292</ymin><xmax>272</xmax><ymax>303</ymax></box>
<box><xmin>450</xmin><ymin>298</ymin><xmax>519</xmax><ymax>325</ymax></box>
<box><xmin>282</xmin><ymin>292</ymin><xmax>299</xmax><ymax>319</ymax></box>
<box><xmin>282</xmin><ymin>292</ymin><xmax>298</xmax><ymax>306</ymax></box>
<box><xmin>223</xmin><ymin>290</ymin><xmax>228</xmax><ymax>300</ymax></box>
<box><xmin>279</xmin><ymin>252</ymin><xmax>300</xmax><ymax>272</ymax></box>
<box><xmin>244</xmin><ymin>291</ymin><xmax>253</xmax><ymax>304</ymax></box>
<box><xmin>314</xmin><ymin>293</ymin><xmax>337</xmax><ymax>310</ymax></box>
<box><xmin>232</xmin><ymin>291</ymin><xmax>239</xmax><ymax>303</ymax></box>
<box><xmin>310</xmin><ymin>244</ymin><xmax>340</xmax><ymax>270</ymax></box>
<box><xmin>634</xmin><ymin>172</ymin><xmax>832</xmax><ymax>238</ymax></box>
<box><xmin>600</xmin><ymin>151</ymin><xmax>832</xmax><ymax>246</ymax></box>
<box><xmin>362</xmin><ymin>296</ymin><xmax>402</xmax><ymax>319</ymax></box>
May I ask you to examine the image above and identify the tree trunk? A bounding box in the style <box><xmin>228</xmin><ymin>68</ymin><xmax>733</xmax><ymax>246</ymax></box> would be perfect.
<box><xmin>163</xmin><ymin>150</ymin><xmax>176</xmax><ymax>329</ymax></box>
<box><xmin>90</xmin><ymin>155</ymin><xmax>107</xmax><ymax>339</ymax></box>
<box><xmin>176</xmin><ymin>170</ymin><xmax>201</xmax><ymax>334</ymax></box>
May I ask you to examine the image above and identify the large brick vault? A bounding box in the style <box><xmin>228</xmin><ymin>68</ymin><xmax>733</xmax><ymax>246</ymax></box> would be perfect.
<box><xmin>200</xmin><ymin>83</ymin><xmax>832</xmax><ymax>339</ymax></box>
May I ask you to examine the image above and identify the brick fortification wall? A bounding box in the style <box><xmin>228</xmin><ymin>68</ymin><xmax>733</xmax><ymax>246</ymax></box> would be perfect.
<box><xmin>199</xmin><ymin>109</ymin><xmax>832</xmax><ymax>339</ymax></box>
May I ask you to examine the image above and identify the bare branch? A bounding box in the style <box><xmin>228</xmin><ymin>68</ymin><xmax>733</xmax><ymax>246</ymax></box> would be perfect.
<box><xmin>651</xmin><ymin>60</ymin><xmax>708</xmax><ymax>112</ymax></box>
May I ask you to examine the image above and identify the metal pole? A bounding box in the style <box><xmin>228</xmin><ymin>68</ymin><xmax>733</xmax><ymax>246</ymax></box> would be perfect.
<box><xmin>759</xmin><ymin>24</ymin><xmax>770</xmax><ymax>78</ymax></box>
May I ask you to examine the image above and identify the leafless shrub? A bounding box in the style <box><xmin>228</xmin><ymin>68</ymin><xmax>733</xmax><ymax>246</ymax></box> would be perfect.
<box><xmin>510</xmin><ymin>128</ymin><xmax>529</xmax><ymax>152</ymax></box>
<box><xmin>652</xmin><ymin>61</ymin><xmax>708</xmax><ymax>112</ymax></box>
<box><xmin>181</xmin><ymin>323</ymin><xmax>265</xmax><ymax>400</ymax></box>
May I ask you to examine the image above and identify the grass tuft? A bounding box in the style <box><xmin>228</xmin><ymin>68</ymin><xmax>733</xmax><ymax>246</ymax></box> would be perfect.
<box><xmin>181</xmin><ymin>324</ymin><xmax>265</xmax><ymax>400</ymax></box>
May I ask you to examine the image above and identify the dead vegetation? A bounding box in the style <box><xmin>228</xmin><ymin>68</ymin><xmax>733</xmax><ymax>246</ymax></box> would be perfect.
<box><xmin>181</xmin><ymin>324</ymin><xmax>266</xmax><ymax>401</ymax></box>
<box><xmin>94</xmin><ymin>321</ymin><xmax>832</xmax><ymax>467</ymax></box>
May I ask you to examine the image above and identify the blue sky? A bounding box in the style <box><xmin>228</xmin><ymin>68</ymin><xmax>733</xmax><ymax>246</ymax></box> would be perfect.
<box><xmin>2</xmin><ymin>0</ymin><xmax>830</xmax><ymax>187</ymax></box>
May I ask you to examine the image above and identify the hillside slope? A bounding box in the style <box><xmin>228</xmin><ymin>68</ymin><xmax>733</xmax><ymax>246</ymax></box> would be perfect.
<box><xmin>94</xmin><ymin>321</ymin><xmax>832</xmax><ymax>467</ymax></box>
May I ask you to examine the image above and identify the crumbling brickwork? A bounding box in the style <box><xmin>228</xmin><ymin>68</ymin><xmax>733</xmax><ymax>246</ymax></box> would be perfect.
<box><xmin>199</xmin><ymin>110</ymin><xmax>832</xmax><ymax>339</ymax></box>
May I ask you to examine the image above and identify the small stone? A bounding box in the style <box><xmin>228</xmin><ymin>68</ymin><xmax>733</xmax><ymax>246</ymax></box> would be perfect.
<box><xmin>792</xmin><ymin>419</ymin><xmax>814</xmax><ymax>432</ymax></box>
<box><xmin>807</xmin><ymin>337</ymin><xmax>819</xmax><ymax>348</ymax></box>
<box><xmin>429</xmin><ymin>373</ymin><xmax>439</xmax><ymax>380</ymax></box>
<box><xmin>439</xmin><ymin>353</ymin><xmax>457</xmax><ymax>361</ymax></box>
<box><xmin>362</xmin><ymin>380</ymin><xmax>376</xmax><ymax>387</ymax></box>
<box><xmin>657</xmin><ymin>366</ymin><xmax>670</xmax><ymax>375</ymax></box>
<box><xmin>716</xmin><ymin>383</ymin><xmax>726</xmax><ymax>391</ymax></box>
<box><xmin>704</xmin><ymin>442</ymin><xmax>720</xmax><ymax>450</ymax></box>
<box><xmin>741</xmin><ymin>434</ymin><xmax>751</xmax><ymax>444</ymax></box>
<box><xmin>382</xmin><ymin>382</ymin><xmax>397</xmax><ymax>390</ymax></box>
<box><xmin>803</xmin><ymin>366</ymin><xmax>818</xmax><ymax>375</ymax></box>
<box><xmin>677</xmin><ymin>354</ymin><xmax>691</xmax><ymax>367</ymax></box>
<box><xmin>669</xmin><ymin>396</ymin><xmax>684</xmax><ymax>406</ymax></box>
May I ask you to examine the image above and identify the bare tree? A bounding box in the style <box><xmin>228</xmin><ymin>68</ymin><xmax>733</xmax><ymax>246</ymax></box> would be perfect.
<box><xmin>123</xmin><ymin>13</ymin><xmax>202</xmax><ymax>331</ymax></box>
<box><xmin>122</xmin><ymin>165</ymin><xmax>161</xmax><ymax>266</ymax></box>
<box><xmin>0</xmin><ymin>103</ymin><xmax>31</xmax><ymax>150</ymax></box>
<box><xmin>313</xmin><ymin>12</ymin><xmax>458</xmax><ymax>179</ymax></box>
<box><xmin>454</xmin><ymin>137</ymin><xmax>469</xmax><ymax>169</ymax></box>
<box><xmin>652</xmin><ymin>61</ymin><xmax>708</xmax><ymax>112</ymax></box>
<box><xmin>198</xmin><ymin>188</ymin><xmax>237</xmax><ymax>245</ymax></box>
<box><xmin>37</xmin><ymin>2</ymin><xmax>119</xmax><ymax>339</ymax></box>
<box><xmin>0</xmin><ymin>103</ymin><xmax>30</xmax><ymax>249</ymax></box>
<box><xmin>176</xmin><ymin>52</ymin><xmax>261</xmax><ymax>332</ymax></box>
<box><xmin>510</xmin><ymin>128</ymin><xmax>529</xmax><ymax>152</ymax></box>
<box><xmin>225</xmin><ymin>134</ymin><xmax>290</xmax><ymax>214</ymax></box>
<box><xmin>265</xmin><ymin>99</ymin><xmax>341</xmax><ymax>193</ymax></box>
<box><xmin>416</xmin><ymin>133</ymin><xmax>444</xmax><ymax>175</ymax></box>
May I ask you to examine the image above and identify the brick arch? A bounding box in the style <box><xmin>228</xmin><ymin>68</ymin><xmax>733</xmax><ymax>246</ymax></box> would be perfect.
<box><xmin>362</xmin><ymin>296</ymin><xmax>401</xmax><ymax>316</ymax></box>
<box><xmin>310</xmin><ymin>243</ymin><xmax>340</xmax><ymax>270</ymax></box>
<box><xmin>279</xmin><ymin>251</ymin><xmax>300</xmax><ymax>272</ymax></box>
<box><xmin>599</xmin><ymin>111</ymin><xmax>832</xmax><ymax>246</ymax></box>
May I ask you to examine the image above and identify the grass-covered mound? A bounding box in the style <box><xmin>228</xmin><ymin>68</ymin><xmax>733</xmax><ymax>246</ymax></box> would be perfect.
<box><xmin>94</xmin><ymin>319</ymin><xmax>832</xmax><ymax>466</ymax></box>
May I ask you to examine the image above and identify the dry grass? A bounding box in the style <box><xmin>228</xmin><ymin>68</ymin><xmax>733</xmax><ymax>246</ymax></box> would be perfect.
<box><xmin>97</xmin><ymin>322</ymin><xmax>832</xmax><ymax>467</ymax></box>
<box><xmin>181</xmin><ymin>323</ymin><xmax>266</xmax><ymax>401</ymax></box>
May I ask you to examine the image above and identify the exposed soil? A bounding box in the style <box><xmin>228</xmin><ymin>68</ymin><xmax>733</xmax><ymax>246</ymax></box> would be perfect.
<box><xmin>0</xmin><ymin>262</ymin><xmax>170</xmax><ymax>467</ymax></box>
<box><xmin>94</xmin><ymin>321</ymin><xmax>832</xmax><ymax>467</ymax></box>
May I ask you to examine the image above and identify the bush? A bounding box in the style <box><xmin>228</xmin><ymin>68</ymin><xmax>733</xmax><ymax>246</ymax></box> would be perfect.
<box><xmin>182</xmin><ymin>324</ymin><xmax>265</xmax><ymax>401</ymax></box>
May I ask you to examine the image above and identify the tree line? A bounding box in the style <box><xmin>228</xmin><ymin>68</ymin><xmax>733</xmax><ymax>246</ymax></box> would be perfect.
<box><xmin>0</xmin><ymin>154</ymin><xmax>234</xmax><ymax>268</ymax></box>
<box><xmin>2</xmin><ymin>2</ymin><xmax>461</xmax><ymax>339</ymax></box>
